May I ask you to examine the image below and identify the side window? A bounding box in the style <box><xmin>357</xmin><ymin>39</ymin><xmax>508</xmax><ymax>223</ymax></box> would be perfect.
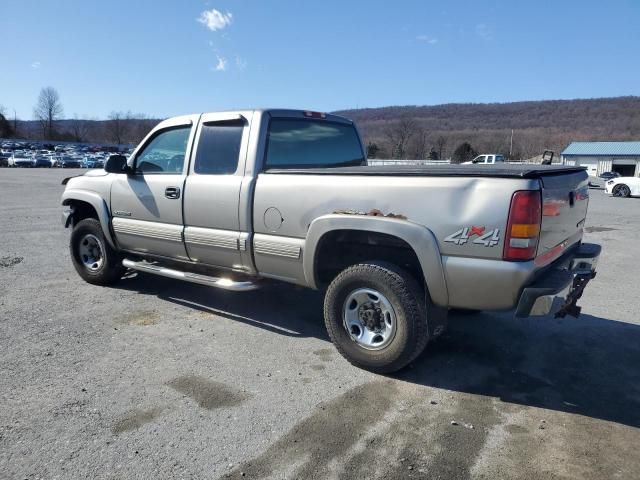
<box><xmin>194</xmin><ymin>121</ymin><xmax>244</xmax><ymax>174</ymax></box>
<box><xmin>265</xmin><ymin>118</ymin><xmax>364</xmax><ymax>169</ymax></box>
<box><xmin>135</xmin><ymin>126</ymin><xmax>191</xmax><ymax>174</ymax></box>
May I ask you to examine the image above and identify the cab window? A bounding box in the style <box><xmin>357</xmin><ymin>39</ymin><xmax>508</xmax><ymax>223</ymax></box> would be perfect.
<box><xmin>265</xmin><ymin>118</ymin><xmax>364</xmax><ymax>169</ymax></box>
<box><xmin>194</xmin><ymin>121</ymin><xmax>244</xmax><ymax>174</ymax></box>
<box><xmin>135</xmin><ymin>126</ymin><xmax>191</xmax><ymax>174</ymax></box>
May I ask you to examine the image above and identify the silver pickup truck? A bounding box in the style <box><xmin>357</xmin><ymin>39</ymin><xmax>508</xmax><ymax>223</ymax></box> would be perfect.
<box><xmin>61</xmin><ymin>109</ymin><xmax>601</xmax><ymax>373</ymax></box>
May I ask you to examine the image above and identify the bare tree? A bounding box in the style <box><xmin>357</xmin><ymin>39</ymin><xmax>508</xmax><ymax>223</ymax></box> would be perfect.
<box><xmin>436</xmin><ymin>135</ymin><xmax>447</xmax><ymax>160</ymax></box>
<box><xmin>33</xmin><ymin>87</ymin><xmax>63</xmax><ymax>139</ymax></box>
<box><xmin>0</xmin><ymin>104</ymin><xmax>14</xmax><ymax>138</ymax></box>
<box><xmin>412</xmin><ymin>129</ymin><xmax>429</xmax><ymax>159</ymax></box>
<box><xmin>385</xmin><ymin>117</ymin><xmax>417</xmax><ymax>159</ymax></box>
<box><xmin>69</xmin><ymin>115</ymin><xmax>90</xmax><ymax>142</ymax></box>
<box><xmin>106</xmin><ymin>111</ymin><xmax>130</xmax><ymax>145</ymax></box>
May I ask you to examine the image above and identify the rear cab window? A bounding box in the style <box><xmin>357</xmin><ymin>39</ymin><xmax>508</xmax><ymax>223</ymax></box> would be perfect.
<box><xmin>264</xmin><ymin>118</ymin><xmax>364</xmax><ymax>169</ymax></box>
<box><xmin>194</xmin><ymin>120</ymin><xmax>244</xmax><ymax>174</ymax></box>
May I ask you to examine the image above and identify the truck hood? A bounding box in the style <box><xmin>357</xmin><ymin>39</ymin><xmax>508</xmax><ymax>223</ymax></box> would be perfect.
<box><xmin>61</xmin><ymin>169</ymin><xmax>108</xmax><ymax>185</ymax></box>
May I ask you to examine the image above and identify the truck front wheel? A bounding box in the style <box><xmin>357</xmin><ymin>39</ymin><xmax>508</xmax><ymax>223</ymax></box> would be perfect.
<box><xmin>323</xmin><ymin>261</ymin><xmax>430</xmax><ymax>373</ymax></box>
<box><xmin>70</xmin><ymin>218</ymin><xmax>124</xmax><ymax>285</ymax></box>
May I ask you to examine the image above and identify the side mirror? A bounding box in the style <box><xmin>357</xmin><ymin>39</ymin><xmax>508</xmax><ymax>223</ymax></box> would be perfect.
<box><xmin>104</xmin><ymin>154</ymin><xmax>129</xmax><ymax>173</ymax></box>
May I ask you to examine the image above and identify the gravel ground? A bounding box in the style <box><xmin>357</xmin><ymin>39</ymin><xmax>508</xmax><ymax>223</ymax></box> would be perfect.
<box><xmin>1</xmin><ymin>169</ymin><xmax>639</xmax><ymax>480</ymax></box>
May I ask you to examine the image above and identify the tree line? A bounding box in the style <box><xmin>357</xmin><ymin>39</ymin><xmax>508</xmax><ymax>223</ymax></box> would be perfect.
<box><xmin>338</xmin><ymin>96</ymin><xmax>640</xmax><ymax>161</ymax></box>
<box><xmin>1</xmin><ymin>87</ymin><xmax>158</xmax><ymax>145</ymax></box>
<box><xmin>4</xmin><ymin>89</ymin><xmax>640</xmax><ymax>158</ymax></box>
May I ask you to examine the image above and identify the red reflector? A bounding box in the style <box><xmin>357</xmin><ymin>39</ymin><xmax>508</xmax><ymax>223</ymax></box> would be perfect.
<box><xmin>534</xmin><ymin>241</ymin><xmax>568</xmax><ymax>266</ymax></box>
<box><xmin>303</xmin><ymin>111</ymin><xmax>326</xmax><ymax>119</ymax></box>
<box><xmin>503</xmin><ymin>190</ymin><xmax>542</xmax><ymax>261</ymax></box>
<box><xmin>542</xmin><ymin>202</ymin><xmax>562</xmax><ymax>217</ymax></box>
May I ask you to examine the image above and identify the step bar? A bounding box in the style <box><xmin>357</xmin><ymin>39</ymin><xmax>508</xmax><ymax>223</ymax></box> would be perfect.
<box><xmin>122</xmin><ymin>259</ymin><xmax>259</xmax><ymax>292</ymax></box>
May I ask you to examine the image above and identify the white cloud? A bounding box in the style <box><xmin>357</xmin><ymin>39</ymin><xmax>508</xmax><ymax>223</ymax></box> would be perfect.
<box><xmin>197</xmin><ymin>9</ymin><xmax>232</xmax><ymax>31</ymax></box>
<box><xmin>416</xmin><ymin>35</ymin><xmax>438</xmax><ymax>45</ymax></box>
<box><xmin>475</xmin><ymin>23</ymin><xmax>492</xmax><ymax>40</ymax></box>
<box><xmin>214</xmin><ymin>55</ymin><xmax>228</xmax><ymax>71</ymax></box>
<box><xmin>31</xmin><ymin>61</ymin><xmax>41</xmax><ymax>69</ymax></box>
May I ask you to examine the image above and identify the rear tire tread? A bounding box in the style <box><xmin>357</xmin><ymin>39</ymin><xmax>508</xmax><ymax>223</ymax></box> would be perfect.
<box><xmin>323</xmin><ymin>261</ymin><xmax>429</xmax><ymax>374</ymax></box>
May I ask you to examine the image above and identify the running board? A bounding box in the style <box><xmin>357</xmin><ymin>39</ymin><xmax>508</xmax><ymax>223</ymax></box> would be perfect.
<box><xmin>122</xmin><ymin>259</ymin><xmax>259</xmax><ymax>292</ymax></box>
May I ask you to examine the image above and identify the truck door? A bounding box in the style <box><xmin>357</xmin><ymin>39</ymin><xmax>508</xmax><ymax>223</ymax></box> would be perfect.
<box><xmin>110</xmin><ymin>116</ymin><xmax>198</xmax><ymax>260</ymax></box>
<box><xmin>182</xmin><ymin>112</ymin><xmax>252</xmax><ymax>271</ymax></box>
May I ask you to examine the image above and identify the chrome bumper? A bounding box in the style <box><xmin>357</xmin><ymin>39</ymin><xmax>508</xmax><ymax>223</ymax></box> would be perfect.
<box><xmin>515</xmin><ymin>243</ymin><xmax>601</xmax><ymax>318</ymax></box>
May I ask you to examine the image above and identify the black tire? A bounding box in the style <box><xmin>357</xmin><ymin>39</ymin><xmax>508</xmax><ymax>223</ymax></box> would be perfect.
<box><xmin>323</xmin><ymin>261</ymin><xmax>430</xmax><ymax>374</ymax></box>
<box><xmin>612</xmin><ymin>184</ymin><xmax>631</xmax><ymax>198</ymax></box>
<box><xmin>70</xmin><ymin>218</ymin><xmax>124</xmax><ymax>285</ymax></box>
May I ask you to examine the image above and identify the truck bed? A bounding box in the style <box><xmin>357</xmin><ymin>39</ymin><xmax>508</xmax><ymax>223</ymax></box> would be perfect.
<box><xmin>265</xmin><ymin>164</ymin><xmax>586</xmax><ymax>179</ymax></box>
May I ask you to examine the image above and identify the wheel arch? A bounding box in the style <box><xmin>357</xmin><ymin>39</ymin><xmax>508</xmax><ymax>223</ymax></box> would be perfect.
<box><xmin>62</xmin><ymin>189</ymin><xmax>116</xmax><ymax>248</ymax></box>
<box><xmin>303</xmin><ymin>214</ymin><xmax>449</xmax><ymax>307</ymax></box>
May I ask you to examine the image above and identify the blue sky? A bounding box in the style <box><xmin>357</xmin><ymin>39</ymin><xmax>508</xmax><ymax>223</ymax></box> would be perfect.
<box><xmin>2</xmin><ymin>0</ymin><xmax>639</xmax><ymax>120</ymax></box>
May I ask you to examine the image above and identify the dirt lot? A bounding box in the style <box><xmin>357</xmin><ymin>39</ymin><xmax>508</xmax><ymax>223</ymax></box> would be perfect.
<box><xmin>1</xmin><ymin>169</ymin><xmax>639</xmax><ymax>479</ymax></box>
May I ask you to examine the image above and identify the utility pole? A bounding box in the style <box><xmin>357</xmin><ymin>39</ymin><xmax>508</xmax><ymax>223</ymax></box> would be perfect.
<box><xmin>509</xmin><ymin>129</ymin><xmax>514</xmax><ymax>159</ymax></box>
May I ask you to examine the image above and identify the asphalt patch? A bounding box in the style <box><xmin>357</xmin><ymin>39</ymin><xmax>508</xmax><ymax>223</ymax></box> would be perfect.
<box><xmin>312</xmin><ymin>348</ymin><xmax>334</xmax><ymax>362</ymax></box>
<box><xmin>118</xmin><ymin>310</ymin><xmax>160</xmax><ymax>326</ymax></box>
<box><xmin>584</xmin><ymin>226</ymin><xmax>617</xmax><ymax>233</ymax></box>
<box><xmin>112</xmin><ymin>407</ymin><xmax>165</xmax><ymax>434</ymax></box>
<box><xmin>166</xmin><ymin>375</ymin><xmax>249</xmax><ymax>410</ymax></box>
<box><xmin>0</xmin><ymin>256</ymin><xmax>23</xmax><ymax>268</ymax></box>
<box><xmin>224</xmin><ymin>380</ymin><xmax>399</xmax><ymax>479</ymax></box>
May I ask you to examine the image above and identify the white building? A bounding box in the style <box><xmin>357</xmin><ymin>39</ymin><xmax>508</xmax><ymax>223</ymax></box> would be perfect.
<box><xmin>561</xmin><ymin>142</ymin><xmax>640</xmax><ymax>177</ymax></box>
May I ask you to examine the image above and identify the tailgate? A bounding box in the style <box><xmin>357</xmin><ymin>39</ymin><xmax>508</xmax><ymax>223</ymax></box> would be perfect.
<box><xmin>537</xmin><ymin>170</ymin><xmax>589</xmax><ymax>261</ymax></box>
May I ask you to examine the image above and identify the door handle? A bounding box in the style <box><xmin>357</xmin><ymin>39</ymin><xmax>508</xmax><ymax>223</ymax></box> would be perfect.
<box><xmin>165</xmin><ymin>186</ymin><xmax>181</xmax><ymax>199</ymax></box>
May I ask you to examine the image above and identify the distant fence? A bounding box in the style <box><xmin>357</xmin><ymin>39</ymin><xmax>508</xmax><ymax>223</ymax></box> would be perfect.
<box><xmin>368</xmin><ymin>159</ymin><xmax>451</xmax><ymax>166</ymax></box>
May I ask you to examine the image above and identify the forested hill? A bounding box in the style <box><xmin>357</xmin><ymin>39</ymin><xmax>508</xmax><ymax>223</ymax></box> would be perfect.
<box><xmin>5</xmin><ymin>96</ymin><xmax>640</xmax><ymax>161</ymax></box>
<box><xmin>334</xmin><ymin>96</ymin><xmax>640</xmax><ymax>159</ymax></box>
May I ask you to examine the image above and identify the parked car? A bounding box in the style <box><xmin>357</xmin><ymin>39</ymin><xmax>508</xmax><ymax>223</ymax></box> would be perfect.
<box><xmin>81</xmin><ymin>158</ymin><xmax>95</xmax><ymax>169</ymax></box>
<box><xmin>61</xmin><ymin>109</ymin><xmax>601</xmax><ymax>373</ymax></box>
<box><xmin>599</xmin><ymin>171</ymin><xmax>621</xmax><ymax>181</ymax></box>
<box><xmin>9</xmin><ymin>154</ymin><xmax>35</xmax><ymax>167</ymax></box>
<box><xmin>605</xmin><ymin>176</ymin><xmax>640</xmax><ymax>198</ymax></box>
<box><xmin>58</xmin><ymin>157</ymin><xmax>82</xmax><ymax>168</ymax></box>
<box><xmin>34</xmin><ymin>156</ymin><xmax>52</xmax><ymax>168</ymax></box>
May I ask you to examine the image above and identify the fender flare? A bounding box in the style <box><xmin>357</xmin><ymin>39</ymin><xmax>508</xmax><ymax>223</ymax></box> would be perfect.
<box><xmin>303</xmin><ymin>214</ymin><xmax>449</xmax><ymax>307</ymax></box>
<box><xmin>61</xmin><ymin>189</ymin><xmax>116</xmax><ymax>248</ymax></box>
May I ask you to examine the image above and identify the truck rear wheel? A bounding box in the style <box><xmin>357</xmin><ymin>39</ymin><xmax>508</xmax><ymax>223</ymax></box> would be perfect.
<box><xmin>70</xmin><ymin>218</ymin><xmax>124</xmax><ymax>285</ymax></box>
<box><xmin>323</xmin><ymin>261</ymin><xmax>430</xmax><ymax>373</ymax></box>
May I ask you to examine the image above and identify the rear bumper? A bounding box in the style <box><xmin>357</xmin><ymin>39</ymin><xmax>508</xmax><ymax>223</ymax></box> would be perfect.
<box><xmin>515</xmin><ymin>242</ymin><xmax>600</xmax><ymax>318</ymax></box>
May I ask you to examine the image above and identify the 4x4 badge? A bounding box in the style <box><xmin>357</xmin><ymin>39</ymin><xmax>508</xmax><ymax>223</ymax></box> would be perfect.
<box><xmin>444</xmin><ymin>226</ymin><xmax>500</xmax><ymax>247</ymax></box>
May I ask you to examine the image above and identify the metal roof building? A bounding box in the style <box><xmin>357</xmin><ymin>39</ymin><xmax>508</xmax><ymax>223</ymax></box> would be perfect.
<box><xmin>561</xmin><ymin>141</ymin><xmax>640</xmax><ymax>177</ymax></box>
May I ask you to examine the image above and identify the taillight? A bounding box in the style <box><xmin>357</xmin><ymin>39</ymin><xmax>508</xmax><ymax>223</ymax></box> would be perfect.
<box><xmin>503</xmin><ymin>190</ymin><xmax>542</xmax><ymax>261</ymax></box>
